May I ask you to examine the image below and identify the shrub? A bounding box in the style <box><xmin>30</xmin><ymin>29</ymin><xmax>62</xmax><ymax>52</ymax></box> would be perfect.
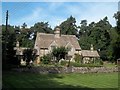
<box><xmin>40</xmin><ymin>54</ymin><xmax>52</xmax><ymax>64</ymax></box>
<box><xmin>99</xmin><ymin>60</ymin><xmax>103</xmax><ymax>65</ymax></box>
<box><xmin>60</xmin><ymin>61</ymin><xmax>68</xmax><ymax>66</ymax></box>
<box><xmin>74</xmin><ymin>54</ymin><xmax>82</xmax><ymax>63</ymax></box>
<box><xmin>52</xmin><ymin>46</ymin><xmax>70</xmax><ymax>62</ymax></box>
<box><xmin>70</xmin><ymin>62</ymin><xmax>81</xmax><ymax>67</ymax></box>
<box><xmin>70</xmin><ymin>62</ymin><xmax>102</xmax><ymax>67</ymax></box>
<box><xmin>60</xmin><ymin>60</ymin><xmax>102</xmax><ymax>67</ymax></box>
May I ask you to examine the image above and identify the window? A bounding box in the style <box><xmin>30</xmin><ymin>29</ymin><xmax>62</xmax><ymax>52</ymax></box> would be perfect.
<box><xmin>51</xmin><ymin>46</ymin><xmax>56</xmax><ymax>50</ymax></box>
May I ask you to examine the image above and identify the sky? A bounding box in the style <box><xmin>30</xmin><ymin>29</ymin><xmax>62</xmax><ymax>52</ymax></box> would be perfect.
<box><xmin>2</xmin><ymin>2</ymin><xmax>118</xmax><ymax>29</ymax></box>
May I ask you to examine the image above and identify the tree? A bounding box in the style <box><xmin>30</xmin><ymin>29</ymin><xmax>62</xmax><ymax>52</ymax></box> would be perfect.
<box><xmin>16</xmin><ymin>26</ymin><xmax>34</xmax><ymax>48</ymax></box>
<box><xmin>30</xmin><ymin>22</ymin><xmax>53</xmax><ymax>43</ymax></box>
<box><xmin>21</xmin><ymin>22</ymin><xmax>27</xmax><ymax>29</ymax></box>
<box><xmin>78</xmin><ymin>17</ymin><xmax>112</xmax><ymax>60</ymax></box>
<box><xmin>52</xmin><ymin>46</ymin><xmax>70</xmax><ymax>62</ymax></box>
<box><xmin>113</xmin><ymin>11</ymin><xmax>120</xmax><ymax>60</ymax></box>
<box><xmin>79</xmin><ymin>20</ymin><xmax>88</xmax><ymax>36</ymax></box>
<box><xmin>31</xmin><ymin>22</ymin><xmax>53</xmax><ymax>34</ymax></box>
<box><xmin>2</xmin><ymin>24</ymin><xmax>17</xmax><ymax>69</ymax></box>
<box><xmin>59</xmin><ymin>16</ymin><xmax>78</xmax><ymax>36</ymax></box>
<box><xmin>23</xmin><ymin>48</ymin><xmax>37</xmax><ymax>66</ymax></box>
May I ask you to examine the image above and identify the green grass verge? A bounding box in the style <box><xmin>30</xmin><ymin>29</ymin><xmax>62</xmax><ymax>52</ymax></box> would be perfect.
<box><xmin>3</xmin><ymin>71</ymin><xmax>118</xmax><ymax>89</ymax></box>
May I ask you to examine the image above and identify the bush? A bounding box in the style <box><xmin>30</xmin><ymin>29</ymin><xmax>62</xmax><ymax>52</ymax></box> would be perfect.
<box><xmin>40</xmin><ymin>54</ymin><xmax>52</xmax><ymax>64</ymax></box>
<box><xmin>60</xmin><ymin>60</ymin><xmax>102</xmax><ymax>67</ymax></box>
<box><xmin>91</xmin><ymin>58</ymin><xmax>103</xmax><ymax>65</ymax></box>
<box><xmin>60</xmin><ymin>61</ymin><xmax>68</xmax><ymax>66</ymax></box>
<box><xmin>70</xmin><ymin>62</ymin><xmax>81</xmax><ymax>67</ymax></box>
<box><xmin>74</xmin><ymin>54</ymin><xmax>82</xmax><ymax>63</ymax></box>
<box><xmin>99</xmin><ymin>60</ymin><xmax>103</xmax><ymax>65</ymax></box>
<box><xmin>70</xmin><ymin>62</ymin><xmax>102</xmax><ymax>67</ymax></box>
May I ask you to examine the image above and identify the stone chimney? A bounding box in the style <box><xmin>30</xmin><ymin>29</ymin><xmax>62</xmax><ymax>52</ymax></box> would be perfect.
<box><xmin>54</xmin><ymin>26</ymin><xmax>61</xmax><ymax>38</ymax></box>
<box><xmin>90</xmin><ymin>44</ymin><xmax>94</xmax><ymax>52</ymax></box>
<box><xmin>16</xmin><ymin>41</ymin><xmax>19</xmax><ymax>47</ymax></box>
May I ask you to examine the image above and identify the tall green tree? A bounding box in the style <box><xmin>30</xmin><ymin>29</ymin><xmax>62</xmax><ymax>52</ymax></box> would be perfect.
<box><xmin>78</xmin><ymin>17</ymin><xmax>112</xmax><ymax>60</ymax></box>
<box><xmin>112</xmin><ymin>11</ymin><xmax>120</xmax><ymax>60</ymax></box>
<box><xmin>30</xmin><ymin>22</ymin><xmax>53</xmax><ymax>42</ymax></box>
<box><xmin>79</xmin><ymin>20</ymin><xmax>88</xmax><ymax>36</ymax></box>
<box><xmin>23</xmin><ymin>48</ymin><xmax>37</xmax><ymax>66</ymax></box>
<box><xmin>2</xmin><ymin>25</ymin><xmax>17</xmax><ymax>69</ymax></box>
<box><xmin>31</xmin><ymin>22</ymin><xmax>53</xmax><ymax>34</ymax></box>
<box><xmin>59</xmin><ymin>16</ymin><xmax>78</xmax><ymax>36</ymax></box>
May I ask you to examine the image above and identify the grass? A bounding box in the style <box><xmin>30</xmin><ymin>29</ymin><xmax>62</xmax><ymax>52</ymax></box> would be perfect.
<box><xmin>103</xmin><ymin>63</ymin><xmax>117</xmax><ymax>68</ymax></box>
<box><xmin>3</xmin><ymin>71</ymin><xmax>118</xmax><ymax>89</ymax></box>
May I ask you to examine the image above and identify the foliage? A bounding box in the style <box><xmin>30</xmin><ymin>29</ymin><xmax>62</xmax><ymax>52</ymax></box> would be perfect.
<box><xmin>114</xmin><ymin>11</ymin><xmax>120</xmax><ymax>34</ymax></box>
<box><xmin>2</xmin><ymin>24</ymin><xmax>17</xmax><ymax>69</ymax></box>
<box><xmin>113</xmin><ymin>11</ymin><xmax>120</xmax><ymax>60</ymax></box>
<box><xmin>78</xmin><ymin>17</ymin><xmax>112</xmax><ymax>60</ymax></box>
<box><xmin>93</xmin><ymin>59</ymin><xmax>103</xmax><ymax>65</ymax></box>
<box><xmin>59</xmin><ymin>16</ymin><xmax>78</xmax><ymax>36</ymax></box>
<box><xmin>40</xmin><ymin>54</ymin><xmax>52</xmax><ymax>64</ymax></box>
<box><xmin>78</xmin><ymin>20</ymin><xmax>88</xmax><ymax>37</ymax></box>
<box><xmin>60</xmin><ymin>61</ymin><xmax>68</xmax><ymax>66</ymax></box>
<box><xmin>30</xmin><ymin>22</ymin><xmax>53</xmax><ymax>36</ymax></box>
<box><xmin>74</xmin><ymin>54</ymin><xmax>82</xmax><ymax>63</ymax></box>
<box><xmin>21</xmin><ymin>22</ymin><xmax>27</xmax><ymax>29</ymax></box>
<box><xmin>60</xmin><ymin>60</ymin><xmax>103</xmax><ymax>67</ymax></box>
<box><xmin>70</xmin><ymin>62</ymin><xmax>102</xmax><ymax>67</ymax></box>
<box><xmin>23</xmin><ymin>49</ymin><xmax>37</xmax><ymax>66</ymax></box>
<box><xmin>52</xmin><ymin>46</ymin><xmax>70</xmax><ymax>62</ymax></box>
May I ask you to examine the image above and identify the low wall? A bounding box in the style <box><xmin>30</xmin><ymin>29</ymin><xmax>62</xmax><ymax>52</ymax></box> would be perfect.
<box><xmin>71</xmin><ymin>67</ymin><xmax>118</xmax><ymax>73</ymax></box>
<box><xmin>12</xmin><ymin>66</ymin><xmax>119</xmax><ymax>74</ymax></box>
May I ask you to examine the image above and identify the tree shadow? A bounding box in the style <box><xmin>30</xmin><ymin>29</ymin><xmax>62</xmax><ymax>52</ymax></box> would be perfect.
<box><xmin>2</xmin><ymin>71</ymin><xmax>96</xmax><ymax>90</ymax></box>
<box><xmin>3</xmin><ymin>71</ymin><xmax>118</xmax><ymax>90</ymax></box>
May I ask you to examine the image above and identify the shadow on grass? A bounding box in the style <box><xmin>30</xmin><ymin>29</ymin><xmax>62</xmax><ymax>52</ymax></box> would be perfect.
<box><xmin>2</xmin><ymin>71</ymin><xmax>118</xmax><ymax>90</ymax></box>
<box><xmin>2</xmin><ymin>71</ymin><xmax>96</xmax><ymax>90</ymax></box>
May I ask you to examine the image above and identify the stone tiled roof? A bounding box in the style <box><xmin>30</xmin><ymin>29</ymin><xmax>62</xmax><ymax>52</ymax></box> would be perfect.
<box><xmin>81</xmin><ymin>50</ymin><xmax>100</xmax><ymax>57</ymax></box>
<box><xmin>34</xmin><ymin>32</ymin><xmax>81</xmax><ymax>50</ymax></box>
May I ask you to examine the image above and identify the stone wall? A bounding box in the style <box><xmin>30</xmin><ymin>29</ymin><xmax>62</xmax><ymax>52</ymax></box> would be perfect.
<box><xmin>71</xmin><ymin>67</ymin><xmax>118</xmax><ymax>73</ymax></box>
<box><xmin>12</xmin><ymin>66</ymin><xmax>118</xmax><ymax>74</ymax></box>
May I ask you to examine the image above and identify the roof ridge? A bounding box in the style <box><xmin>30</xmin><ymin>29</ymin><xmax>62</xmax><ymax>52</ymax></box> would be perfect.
<box><xmin>62</xmin><ymin>35</ymin><xmax>76</xmax><ymax>37</ymax></box>
<box><xmin>39</xmin><ymin>33</ymin><xmax>54</xmax><ymax>35</ymax></box>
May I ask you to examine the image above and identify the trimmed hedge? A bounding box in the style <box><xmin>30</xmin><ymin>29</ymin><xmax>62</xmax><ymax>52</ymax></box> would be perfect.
<box><xmin>60</xmin><ymin>61</ymin><xmax>102</xmax><ymax>67</ymax></box>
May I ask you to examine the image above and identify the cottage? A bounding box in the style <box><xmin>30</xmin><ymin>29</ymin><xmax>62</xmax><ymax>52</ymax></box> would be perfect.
<box><xmin>14</xmin><ymin>27</ymin><xmax>100</xmax><ymax>65</ymax></box>
<box><xmin>81</xmin><ymin>44</ymin><xmax>100</xmax><ymax>64</ymax></box>
<box><xmin>34</xmin><ymin>27</ymin><xmax>81</xmax><ymax>63</ymax></box>
<box><xmin>14</xmin><ymin>41</ymin><xmax>28</xmax><ymax>65</ymax></box>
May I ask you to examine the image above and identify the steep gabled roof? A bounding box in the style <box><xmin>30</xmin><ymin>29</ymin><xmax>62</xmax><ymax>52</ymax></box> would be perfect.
<box><xmin>34</xmin><ymin>32</ymin><xmax>81</xmax><ymax>50</ymax></box>
<box><xmin>81</xmin><ymin>50</ymin><xmax>100</xmax><ymax>57</ymax></box>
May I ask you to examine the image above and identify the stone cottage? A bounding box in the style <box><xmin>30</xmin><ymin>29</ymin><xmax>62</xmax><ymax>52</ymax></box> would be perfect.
<box><xmin>34</xmin><ymin>27</ymin><xmax>81</xmax><ymax>63</ymax></box>
<box><xmin>14</xmin><ymin>27</ymin><xmax>100</xmax><ymax>64</ymax></box>
<box><xmin>81</xmin><ymin>44</ymin><xmax>100</xmax><ymax>64</ymax></box>
<box><xmin>14</xmin><ymin>41</ymin><xmax>28</xmax><ymax>65</ymax></box>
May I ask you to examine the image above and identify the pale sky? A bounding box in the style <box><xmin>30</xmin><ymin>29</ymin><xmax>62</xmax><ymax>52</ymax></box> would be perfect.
<box><xmin>2</xmin><ymin>1</ymin><xmax>118</xmax><ymax>29</ymax></box>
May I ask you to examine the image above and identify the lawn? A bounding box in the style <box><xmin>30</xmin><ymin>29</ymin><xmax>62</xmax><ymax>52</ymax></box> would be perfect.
<box><xmin>2</xmin><ymin>71</ymin><xmax>118</xmax><ymax>89</ymax></box>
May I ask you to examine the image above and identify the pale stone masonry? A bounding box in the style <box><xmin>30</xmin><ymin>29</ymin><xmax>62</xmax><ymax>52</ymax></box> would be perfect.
<box><xmin>81</xmin><ymin>44</ymin><xmax>100</xmax><ymax>63</ymax></box>
<box><xmin>34</xmin><ymin>27</ymin><xmax>81</xmax><ymax>63</ymax></box>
